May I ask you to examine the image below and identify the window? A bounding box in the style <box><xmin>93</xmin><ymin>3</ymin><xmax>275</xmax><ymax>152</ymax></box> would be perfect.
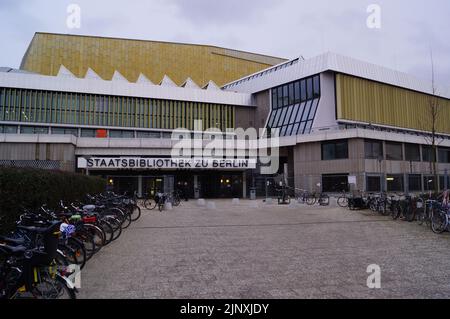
<box><xmin>304</xmin><ymin>120</ymin><xmax>313</xmax><ymax>134</ymax></box>
<box><xmin>109</xmin><ymin>130</ymin><xmax>134</xmax><ymax>138</ymax></box>
<box><xmin>387</xmin><ymin>174</ymin><xmax>404</xmax><ymax>192</ymax></box>
<box><xmin>423</xmin><ymin>176</ymin><xmax>436</xmax><ymax>191</ymax></box>
<box><xmin>20</xmin><ymin>126</ymin><xmax>48</xmax><ymax>134</ymax></box>
<box><xmin>313</xmin><ymin>75</ymin><xmax>320</xmax><ymax>98</ymax></box>
<box><xmin>438</xmin><ymin>148</ymin><xmax>450</xmax><ymax>163</ymax></box>
<box><xmin>272</xmin><ymin>88</ymin><xmax>278</xmax><ymax>109</ymax></box>
<box><xmin>162</xmin><ymin>132</ymin><xmax>172</xmax><ymax>139</ymax></box>
<box><xmin>405</xmin><ymin>143</ymin><xmax>421</xmax><ymax>161</ymax></box>
<box><xmin>80</xmin><ymin>129</ymin><xmax>96</xmax><ymax>137</ymax></box>
<box><xmin>422</xmin><ymin>145</ymin><xmax>435</xmax><ymax>162</ymax></box>
<box><xmin>0</xmin><ymin>125</ymin><xmax>17</xmax><ymax>134</ymax></box>
<box><xmin>51</xmin><ymin>127</ymin><xmax>78</xmax><ymax>136</ymax></box>
<box><xmin>306</xmin><ymin>78</ymin><xmax>313</xmax><ymax>100</ymax></box>
<box><xmin>282</xmin><ymin>85</ymin><xmax>289</xmax><ymax>106</ymax></box>
<box><xmin>439</xmin><ymin>175</ymin><xmax>448</xmax><ymax>191</ymax></box>
<box><xmin>308</xmin><ymin>99</ymin><xmax>319</xmax><ymax>120</ymax></box>
<box><xmin>366</xmin><ymin>176</ymin><xmax>381</xmax><ymax>192</ymax></box>
<box><xmin>408</xmin><ymin>174</ymin><xmax>422</xmax><ymax>192</ymax></box>
<box><xmin>365</xmin><ymin>140</ymin><xmax>383</xmax><ymax>159</ymax></box>
<box><xmin>321</xmin><ymin>139</ymin><xmax>349</xmax><ymax>160</ymax></box>
<box><xmin>137</xmin><ymin>131</ymin><xmax>161</xmax><ymax>138</ymax></box>
<box><xmin>277</xmin><ymin>87</ymin><xmax>283</xmax><ymax>107</ymax></box>
<box><xmin>295</xmin><ymin>102</ymin><xmax>306</xmax><ymax>122</ymax></box>
<box><xmin>300</xmin><ymin>80</ymin><xmax>306</xmax><ymax>101</ymax></box>
<box><xmin>385</xmin><ymin>142</ymin><xmax>403</xmax><ymax>160</ymax></box>
<box><xmin>322</xmin><ymin>174</ymin><xmax>349</xmax><ymax>192</ymax></box>
<box><xmin>294</xmin><ymin>81</ymin><xmax>300</xmax><ymax>103</ymax></box>
<box><xmin>267</xmin><ymin>110</ymin><xmax>277</xmax><ymax>127</ymax></box>
<box><xmin>288</xmin><ymin>83</ymin><xmax>294</xmax><ymax>105</ymax></box>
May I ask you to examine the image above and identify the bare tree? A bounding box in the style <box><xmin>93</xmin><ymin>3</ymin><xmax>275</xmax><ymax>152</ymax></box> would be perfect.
<box><xmin>421</xmin><ymin>49</ymin><xmax>442</xmax><ymax>194</ymax></box>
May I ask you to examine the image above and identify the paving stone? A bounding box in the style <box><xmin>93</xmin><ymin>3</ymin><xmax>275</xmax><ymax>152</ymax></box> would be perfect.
<box><xmin>77</xmin><ymin>199</ymin><xmax>450</xmax><ymax>299</ymax></box>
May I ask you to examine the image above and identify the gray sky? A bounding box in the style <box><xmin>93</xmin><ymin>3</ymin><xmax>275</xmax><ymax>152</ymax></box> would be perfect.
<box><xmin>0</xmin><ymin>0</ymin><xmax>449</xmax><ymax>89</ymax></box>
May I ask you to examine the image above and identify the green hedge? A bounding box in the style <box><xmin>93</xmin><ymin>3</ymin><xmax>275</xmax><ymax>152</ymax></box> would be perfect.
<box><xmin>0</xmin><ymin>167</ymin><xmax>106</xmax><ymax>233</ymax></box>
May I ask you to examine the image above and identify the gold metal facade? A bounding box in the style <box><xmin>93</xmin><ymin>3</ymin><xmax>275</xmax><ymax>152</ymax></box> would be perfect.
<box><xmin>336</xmin><ymin>74</ymin><xmax>450</xmax><ymax>134</ymax></box>
<box><xmin>0</xmin><ymin>87</ymin><xmax>235</xmax><ymax>131</ymax></box>
<box><xmin>20</xmin><ymin>33</ymin><xmax>286</xmax><ymax>86</ymax></box>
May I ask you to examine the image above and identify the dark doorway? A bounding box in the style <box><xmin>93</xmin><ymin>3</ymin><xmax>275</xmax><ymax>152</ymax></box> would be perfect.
<box><xmin>199</xmin><ymin>173</ymin><xmax>243</xmax><ymax>198</ymax></box>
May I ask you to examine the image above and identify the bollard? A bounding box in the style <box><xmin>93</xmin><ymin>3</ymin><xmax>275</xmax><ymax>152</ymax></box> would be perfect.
<box><xmin>197</xmin><ymin>198</ymin><xmax>206</xmax><ymax>206</ymax></box>
<box><xmin>249</xmin><ymin>201</ymin><xmax>259</xmax><ymax>208</ymax></box>
<box><xmin>206</xmin><ymin>201</ymin><xmax>217</xmax><ymax>210</ymax></box>
<box><xmin>165</xmin><ymin>202</ymin><xmax>173</xmax><ymax>210</ymax></box>
<box><xmin>288</xmin><ymin>201</ymin><xmax>297</xmax><ymax>209</ymax></box>
<box><xmin>232</xmin><ymin>198</ymin><xmax>240</xmax><ymax>205</ymax></box>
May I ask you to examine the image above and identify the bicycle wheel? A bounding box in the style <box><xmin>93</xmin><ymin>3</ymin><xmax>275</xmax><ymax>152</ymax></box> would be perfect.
<box><xmin>319</xmin><ymin>194</ymin><xmax>329</xmax><ymax>206</ymax></box>
<box><xmin>67</xmin><ymin>237</ymin><xmax>86</xmax><ymax>270</ymax></box>
<box><xmin>98</xmin><ymin>219</ymin><xmax>114</xmax><ymax>245</ymax></box>
<box><xmin>74</xmin><ymin>231</ymin><xmax>96</xmax><ymax>260</ymax></box>
<box><xmin>144</xmin><ymin>198</ymin><xmax>157</xmax><ymax>210</ymax></box>
<box><xmin>172</xmin><ymin>196</ymin><xmax>181</xmax><ymax>207</ymax></box>
<box><xmin>306</xmin><ymin>195</ymin><xmax>316</xmax><ymax>206</ymax></box>
<box><xmin>431</xmin><ymin>211</ymin><xmax>448</xmax><ymax>234</ymax></box>
<box><xmin>83</xmin><ymin>224</ymin><xmax>105</xmax><ymax>253</ymax></box>
<box><xmin>130</xmin><ymin>205</ymin><xmax>141</xmax><ymax>221</ymax></box>
<box><xmin>391</xmin><ymin>203</ymin><xmax>401</xmax><ymax>220</ymax></box>
<box><xmin>32</xmin><ymin>274</ymin><xmax>76</xmax><ymax>299</ymax></box>
<box><xmin>405</xmin><ymin>205</ymin><xmax>415</xmax><ymax>222</ymax></box>
<box><xmin>105</xmin><ymin>216</ymin><xmax>122</xmax><ymax>241</ymax></box>
<box><xmin>120</xmin><ymin>211</ymin><xmax>132</xmax><ymax>229</ymax></box>
<box><xmin>337</xmin><ymin>196</ymin><xmax>348</xmax><ymax>207</ymax></box>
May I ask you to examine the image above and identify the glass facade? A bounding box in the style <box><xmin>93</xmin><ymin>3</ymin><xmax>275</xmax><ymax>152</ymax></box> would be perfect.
<box><xmin>267</xmin><ymin>75</ymin><xmax>320</xmax><ymax>136</ymax></box>
<box><xmin>0</xmin><ymin>87</ymin><xmax>235</xmax><ymax>131</ymax></box>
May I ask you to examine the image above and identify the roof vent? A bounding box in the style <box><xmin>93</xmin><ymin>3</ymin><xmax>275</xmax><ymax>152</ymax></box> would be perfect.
<box><xmin>84</xmin><ymin>68</ymin><xmax>103</xmax><ymax>80</ymax></box>
<box><xmin>57</xmin><ymin>65</ymin><xmax>76</xmax><ymax>78</ymax></box>
<box><xmin>181</xmin><ymin>77</ymin><xmax>200</xmax><ymax>89</ymax></box>
<box><xmin>159</xmin><ymin>75</ymin><xmax>177</xmax><ymax>87</ymax></box>
<box><xmin>136</xmin><ymin>73</ymin><xmax>154</xmax><ymax>84</ymax></box>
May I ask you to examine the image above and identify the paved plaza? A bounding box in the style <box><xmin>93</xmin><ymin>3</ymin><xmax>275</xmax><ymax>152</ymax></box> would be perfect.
<box><xmin>78</xmin><ymin>199</ymin><xmax>450</xmax><ymax>299</ymax></box>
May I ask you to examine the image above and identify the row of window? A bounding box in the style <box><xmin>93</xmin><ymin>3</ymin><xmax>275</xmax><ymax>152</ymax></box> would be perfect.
<box><xmin>321</xmin><ymin>173</ymin><xmax>450</xmax><ymax>193</ymax></box>
<box><xmin>321</xmin><ymin>139</ymin><xmax>450</xmax><ymax>163</ymax></box>
<box><xmin>267</xmin><ymin>99</ymin><xmax>319</xmax><ymax>137</ymax></box>
<box><xmin>0</xmin><ymin>124</ymin><xmax>238</xmax><ymax>140</ymax></box>
<box><xmin>271</xmin><ymin>75</ymin><xmax>320</xmax><ymax>109</ymax></box>
<box><xmin>0</xmin><ymin>87</ymin><xmax>235</xmax><ymax>131</ymax></box>
<box><xmin>224</xmin><ymin>59</ymin><xmax>299</xmax><ymax>89</ymax></box>
<box><xmin>366</xmin><ymin>174</ymin><xmax>450</xmax><ymax>192</ymax></box>
<box><xmin>364</xmin><ymin>140</ymin><xmax>450</xmax><ymax>163</ymax></box>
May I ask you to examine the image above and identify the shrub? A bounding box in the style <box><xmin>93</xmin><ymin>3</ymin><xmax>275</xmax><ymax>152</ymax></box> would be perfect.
<box><xmin>0</xmin><ymin>167</ymin><xmax>105</xmax><ymax>233</ymax></box>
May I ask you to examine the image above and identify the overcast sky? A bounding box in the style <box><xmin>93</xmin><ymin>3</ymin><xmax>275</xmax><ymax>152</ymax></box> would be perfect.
<box><xmin>0</xmin><ymin>0</ymin><xmax>449</xmax><ymax>89</ymax></box>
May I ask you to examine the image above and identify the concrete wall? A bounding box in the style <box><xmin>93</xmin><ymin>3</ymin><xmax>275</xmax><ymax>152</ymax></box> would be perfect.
<box><xmin>0</xmin><ymin>142</ymin><xmax>76</xmax><ymax>171</ymax></box>
<box><xmin>293</xmin><ymin>138</ymin><xmax>450</xmax><ymax>192</ymax></box>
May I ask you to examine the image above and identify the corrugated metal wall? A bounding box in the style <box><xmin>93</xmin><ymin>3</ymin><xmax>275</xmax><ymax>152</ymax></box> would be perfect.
<box><xmin>20</xmin><ymin>33</ymin><xmax>286</xmax><ymax>87</ymax></box>
<box><xmin>336</xmin><ymin>74</ymin><xmax>450</xmax><ymax>134</ymax></box>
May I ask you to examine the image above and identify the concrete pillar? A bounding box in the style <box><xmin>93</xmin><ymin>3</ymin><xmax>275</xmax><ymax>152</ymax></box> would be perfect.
<box><xmin>242</xmin><ymin>171</ymin><xmax>247</xmax><ymax>198</ymax></box>
<box><xmin>194</xmin><ymin>175</ymin><xmax>198</xmax><ymax>189</ymax></box>
<box><xmin>138</xmin><ymin>175</ymin><xmax>143</xmax><ymax>197</ymax></box>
